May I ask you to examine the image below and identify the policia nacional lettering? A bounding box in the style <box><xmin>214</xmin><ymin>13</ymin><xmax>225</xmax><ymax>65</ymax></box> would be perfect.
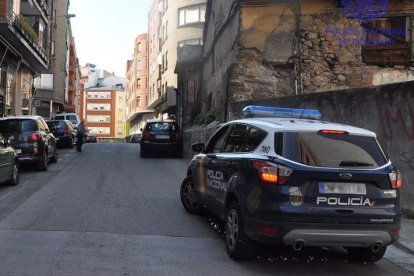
<box><xmin>206</xmin><ymin>170</ymin><xmax>227</xmax><ymax>191</ymax></box>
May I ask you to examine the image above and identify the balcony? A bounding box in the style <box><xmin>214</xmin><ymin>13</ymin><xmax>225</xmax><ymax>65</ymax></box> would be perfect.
<box><xmin>0</xmin><ymin>1</ymin><xmax>49</xmax><ymax>73</ymax></box>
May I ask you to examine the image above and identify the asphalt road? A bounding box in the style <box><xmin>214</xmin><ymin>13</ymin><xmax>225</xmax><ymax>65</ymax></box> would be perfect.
<box><xmin>0</xmin><ymin>143</ymin><xmax>413</xmax><ymax>275</ymax></box>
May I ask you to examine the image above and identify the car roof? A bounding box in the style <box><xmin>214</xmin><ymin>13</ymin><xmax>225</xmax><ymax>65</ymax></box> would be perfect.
<box><xmin>229</xmin><ymin>117</ymin><xmax>376</xmax><ymax>137</ymax></box>
<box><xmin>0</xmin><ymin>115</ymin><xmax>43</xmax><ymax>121</ymax></box>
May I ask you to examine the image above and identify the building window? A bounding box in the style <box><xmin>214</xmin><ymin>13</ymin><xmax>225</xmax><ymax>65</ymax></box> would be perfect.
<box><xmin>361</xmin><ymin>17</ymin><xmax>411</xmax><ymax>66</ymax></box>
<box><xmin>179</xmin><ymin>4</ymin><xmax>206</xmax><ymax>26</ymax></box>
<box><xmin>137</xmin><ymin>42</ymin><xmax>142</xmax><ymax>53</ymax></box>
<box><xmin>137</xmin><ymin>78</ymin><xmax>141</xmax><ymax>89</ymax></box>
<box><xmin>165</xmin><ymin>51</ymin><xmax>168</xmax><ymax>71</ymax></box>
<box><xmin>178</xmin><ymin>38</ymin><xmax>203</xmax><ymax>47</ymax></box>
<box><xmin>136</xmin><ymin>96</ymin><xmax>141</xmax><ymax>107</ymax></box>
<box><xmin>163</xmin><ymin>0</ymin><xmax>168</xmax><ymax>11</ymax></box>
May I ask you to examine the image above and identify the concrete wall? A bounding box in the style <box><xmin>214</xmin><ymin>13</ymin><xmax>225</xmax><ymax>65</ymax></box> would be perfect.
<box><xmin>185</xmin><ymin>81</ymin><xmax>414</xmax><ymax>210</ymax></box>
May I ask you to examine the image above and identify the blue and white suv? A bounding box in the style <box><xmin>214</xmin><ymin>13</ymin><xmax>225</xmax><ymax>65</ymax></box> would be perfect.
<box><xmin>180</xmin><ymin>106</ymin><xmax>402</xmax><ymax>262</ymax></box>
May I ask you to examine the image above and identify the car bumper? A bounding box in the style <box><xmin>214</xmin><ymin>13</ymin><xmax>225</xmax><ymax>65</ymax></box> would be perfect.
<box><xmin>243</xmin><ymin>219</ymin><xmax>400</xmax><ymax>247</ymax></box>
<box><xmin>17</xmin><ymin>153</ymin><xmax>44</xmax><ymax>164</ymax></box>
<box><xmin>141</xmin><ymin>142</ymin><xmax>182</xmax><ymax>152</ymax></box>
<box><xmin>56</xmin><ymin>136</ymin><xmax>72</xmax><ymax>146</ymax></box>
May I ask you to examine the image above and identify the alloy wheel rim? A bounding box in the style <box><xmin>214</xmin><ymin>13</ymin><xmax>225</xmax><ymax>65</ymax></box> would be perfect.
<box><xmin>182</xmin><ymin>182</ymin><xmax>198</xmax><ymax>210</ymax></box>
<box><xmin>226</xmin><ymin>209</ymin><xmax>239</xmax><ymax>251</ymax></box>
<box><xmin>12</xmin><ymin>164</ymin><xmax>18</xmax><ymax>183</ymax></box>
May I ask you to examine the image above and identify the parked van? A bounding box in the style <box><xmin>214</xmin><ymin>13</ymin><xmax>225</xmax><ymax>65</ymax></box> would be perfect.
<box><xmin>54</xmin><ymin>113</ymin><xmax>81</xmax><ymax>128</ymax></box>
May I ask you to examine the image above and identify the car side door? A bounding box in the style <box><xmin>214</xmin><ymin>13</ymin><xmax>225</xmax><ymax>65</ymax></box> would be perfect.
<box><xmin>212</xmin><ymin>124</ymin><xmax>250</xmax><ymax>209</ymax></box>
<box><xmin>38</xmin><ymin>119</ymin><xmax>53</xmax><ymax>154</ymax></box>
<box><xmin>193</xmin><ymin>125</ymin><xmax>230</xmax><ymax>209</ymax></box>
<box><xmin>0</xmin><ymin>134</ymin><xmax>11</xmax><ymax>183</ymax></box>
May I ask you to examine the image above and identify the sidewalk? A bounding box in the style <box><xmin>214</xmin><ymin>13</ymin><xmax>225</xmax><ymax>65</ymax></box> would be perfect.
<box><xmin>399</xmin><ymin>218</ymin><xmax>414</xmax><ymax>253</ymax></box>
<box><xmin>385</xmin><ymin>218</ymin><xmax>414</xmax><ymax>273</ymax></box>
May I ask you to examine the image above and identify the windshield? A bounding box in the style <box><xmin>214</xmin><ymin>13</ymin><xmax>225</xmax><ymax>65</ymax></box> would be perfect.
<box><xmin>275</xmin><ymin>132</ymin><xmax>387</xmax><ymax>168</ymax></box>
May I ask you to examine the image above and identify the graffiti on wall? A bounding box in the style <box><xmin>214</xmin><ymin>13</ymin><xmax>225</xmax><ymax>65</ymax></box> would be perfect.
<box><xmin>378</xmin><ymin>101</ymin><xmax>414</xmax><ymax>142</ymax></box>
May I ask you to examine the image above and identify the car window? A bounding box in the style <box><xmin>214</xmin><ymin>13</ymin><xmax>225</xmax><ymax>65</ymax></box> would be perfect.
<box><xmin>0</xmin><ymin>119</ymin><xmax>37</xmax><ymax>132</ymax></box>
<box><xmin>275</xmin><ymin>132</ymin><xmax>387</xmax><ymax>168</ymax></box>
<box><xmin>223</xmin><ymin>124</ymin><xmax>249</xmax><ymax>153</ymax></box>
<box><xmin>205</xmin><ymin>125</ymin><xmax>230</xmax><ymax>153</ymax></box>
<box><xmin>243</xmin><ymin>127</ymin><xmax>267</xmax><ymax>152</ymax></box>
<box><xmin>146</xmin><ymin>122</ymin><xmax>178</xmax><ymax>132</ymax></box>
<box><xmin>67</xmin><ymin>115</ymin><xmax>78</xmax><ymax>123</ymax></box>
<box><xmin>55</xmin><ymin>115</ymin><xmax>65</xmax><ymax>120</ymax></box>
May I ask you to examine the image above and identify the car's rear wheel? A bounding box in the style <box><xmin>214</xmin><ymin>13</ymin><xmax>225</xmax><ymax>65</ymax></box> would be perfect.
<box><xmin>225</xmin><ymin>201</ymin><xmax>257</xmax><ymax>260</ymax></box>
<box><xmin>6</xmin><ymin>161</ymin><xmax>19</xmax><ymax>186</ymax></box>
<box><xmin>38</xmin><ymin>151</ymin><xmax>48</xmax><ymax>171</ymax></box>
<box><xmin>50</xmin><ymin>147</ymin><xmax>58</xmax><ymax>163</ymax></box>
<box><xmin>180</xmin><ymin>176</ymin><xmax>200</xmax><ymax>214</ymax></box>
<box><xmin>347</xmin><ymin>245</ymin><xmax>387</xmax><ymax>263</ymax></box>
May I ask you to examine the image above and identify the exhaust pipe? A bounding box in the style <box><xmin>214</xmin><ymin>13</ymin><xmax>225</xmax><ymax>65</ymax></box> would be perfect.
<box><xmin>292</xmin><ymin>241</ymin><xmax>304</xmax><ymax>251</ymax></box>
<box><xmin>371</xmin><ymin>242</ymin><xmax>382</xmax><ymax>253</ymax></box>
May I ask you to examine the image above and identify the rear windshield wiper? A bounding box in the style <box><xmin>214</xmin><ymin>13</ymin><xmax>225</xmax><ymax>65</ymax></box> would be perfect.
<box><xmin>339</xmin><ymin>160</ymin><xmax>374</xmax><ymax>167</ymax></box>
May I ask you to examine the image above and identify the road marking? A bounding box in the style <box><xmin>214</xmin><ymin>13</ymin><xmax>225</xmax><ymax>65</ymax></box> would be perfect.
<box><xmin>0</xmin><ymin>191</ymin><xmax>13</xmax><ymax>201</ymax></box>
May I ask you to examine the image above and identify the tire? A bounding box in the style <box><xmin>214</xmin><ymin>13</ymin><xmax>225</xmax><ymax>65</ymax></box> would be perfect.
<box><xmin>68</xmin><ymin>137</ymin><xmax>74</xmax><ymax>148</ymax></box>
<box><xmin>38</xmin><ymin>151</ymin><xmax>48</xmax><ymax>171</ymax></box>
<box><xmin>225</xmin><ymin>201</ymin><xmax>257</xmax><ymax>260</ymax></box>
<box><xmin>6</xmin><ymin>161</ymin><xmax>19</xmax><ymax>186</ymax></box>
<box><xmin>180</xmin><ymin>176</ymin><xmax>201</xmax><ymax>214</ymax></box>
<box><xmin>348</xmin><ymin>246</ymin><xmax>387</xmax><ymax>263</ymax></box>
<box><xmin>140</xmin><ymin>146</ymin><xmax>147</xmax><ymax>158</ymax></box>
<box><xmin>50</xmin><ymin>147</ymin><xmax>58</xmax><ymax>163</ymax></box>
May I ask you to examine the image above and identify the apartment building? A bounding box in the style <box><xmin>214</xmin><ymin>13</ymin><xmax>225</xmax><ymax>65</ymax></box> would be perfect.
<box><xmin>33</xmin><ymin>0</ymin><xmax>74</xmax><ymax>119</ymax></box>
<box><xmin>0</xmin><ymin>0</ymin><xmax>51</xmax><ymax>117</ymax></box>
<box><xmin>125</xmin><ymin>33</ymin><xmax>153</xmax><ymax>134</ymax></box>
<box><xmin>147</xmin><ymin>0</ymin><xmax>206</xmax><ymax>118</ymax></box>
<box><xmin>67</xmin><ymin>31</ymin><xmax>81</xmax><ymax>114</ymax></box>
<box><xmin>80</xmin><ymin>64</ymin><xmax>125</xmax><ymax>138</ymax></box>
<box><xmin>84</xmin><ymin>87</ymin><xmax>125</xmax><ymax>139</ymax></box>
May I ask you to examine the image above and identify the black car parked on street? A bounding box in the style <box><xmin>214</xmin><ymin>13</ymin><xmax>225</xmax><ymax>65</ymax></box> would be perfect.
<box><xmin>140</xmin><ymin>120</ymin><xmax>182</xmax><ymax>158</ymax></box>
<box><xmin>46</xmin><ymin>120</ymin><xmax>77</xmax><ymax>148</ymax></box>
<box><xmin>0</xmin><ymin>116</ymin><xmax>58</xmax><ymax>171</ymax></box>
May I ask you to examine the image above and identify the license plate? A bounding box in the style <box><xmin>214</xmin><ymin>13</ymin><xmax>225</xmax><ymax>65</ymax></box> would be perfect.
<box><xmin>156</xmin><ymin>135</ymin><xmax>170</xmax><ymax>139</ymax></box>
<box><xmin>15</xmin><ymin>149</ymin><xmax>22</xmax><ymax>154</ymax></box>
<box><xmin>319</xmin><ymin>182</ymin><xmax>366</xmax><ymax>195</ymax></box>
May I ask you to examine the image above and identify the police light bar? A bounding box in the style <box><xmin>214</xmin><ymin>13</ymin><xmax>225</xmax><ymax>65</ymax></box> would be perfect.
<box><xmin>242</xmin><ymin>105</ymin><xmax>322</xmax><ymax>120</ymax></box>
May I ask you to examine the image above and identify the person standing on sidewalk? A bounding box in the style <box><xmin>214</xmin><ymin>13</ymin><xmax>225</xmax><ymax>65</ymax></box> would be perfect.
<box><xmin>76</xmin><ymin>119</ymin><xmax>87</xmax><ymax>152</ymax></box>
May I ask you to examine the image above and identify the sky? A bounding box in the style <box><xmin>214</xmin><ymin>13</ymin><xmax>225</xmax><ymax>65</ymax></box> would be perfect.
<box><xmin>69</xmin><ymin>0</ymin><xmax>152</xmax><ymax>78</ymax></box>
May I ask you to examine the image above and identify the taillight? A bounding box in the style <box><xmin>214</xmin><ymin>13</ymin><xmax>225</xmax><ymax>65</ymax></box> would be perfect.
<box><xmin>252</xmin><ymin>160</ymin><xmax>293</xmax><ymax>184</ymax></box>
<box><xmin>31</xmin><ymin>133</ymin><xmax>41</xmax><ymax>142</ymax></box>
<box><xmin>389</xmin><ymin>170</ymin><xmax>403</xmax><ymax>189</ymax></box>
<box><xmin>142</xmin><ymin>130</ymin><xmax>149</xmax><ymax>141</ymax></box>
<box><xmin>64</xmin><ymin>129</ymin><xmax>70</xmax><ymax>135</ymax></box>
<box><xmin>175</xmin><ymin>131</ymin><xmax>182</xmax><ymax>140</ymax></box>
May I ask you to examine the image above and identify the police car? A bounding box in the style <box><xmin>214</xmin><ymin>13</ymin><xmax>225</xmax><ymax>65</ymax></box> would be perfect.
<box><xmin>180</xmin><ymin>106</ymin><xmax>402</xmax><ymax>262</ymax></box>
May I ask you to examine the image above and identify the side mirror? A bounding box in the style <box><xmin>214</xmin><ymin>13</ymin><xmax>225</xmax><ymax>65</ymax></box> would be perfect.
<box><xmin>192</xmin><ymin>142</ymin><xmax>205</xmax><ymax>153</ymax></box>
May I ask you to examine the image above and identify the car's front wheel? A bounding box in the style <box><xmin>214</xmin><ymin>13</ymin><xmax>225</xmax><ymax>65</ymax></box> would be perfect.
<box><xmin>347</xmin><ymin>245</ymin><xmax>387</xmax><ymax>263</ymax></box>
<box><xmin>225</xmin><ymin>201</ymin><xmax>257</xmax><ymax>260</ymax></box>
<box><xmin>140</xmin><ymin>146</ymin><xmax>148</xmax><ymax>158</ymax></box>
<box><xmin>180</xmin><ymin>176</ymin><xmax>200</xmax><ymax>214</ymax></box>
